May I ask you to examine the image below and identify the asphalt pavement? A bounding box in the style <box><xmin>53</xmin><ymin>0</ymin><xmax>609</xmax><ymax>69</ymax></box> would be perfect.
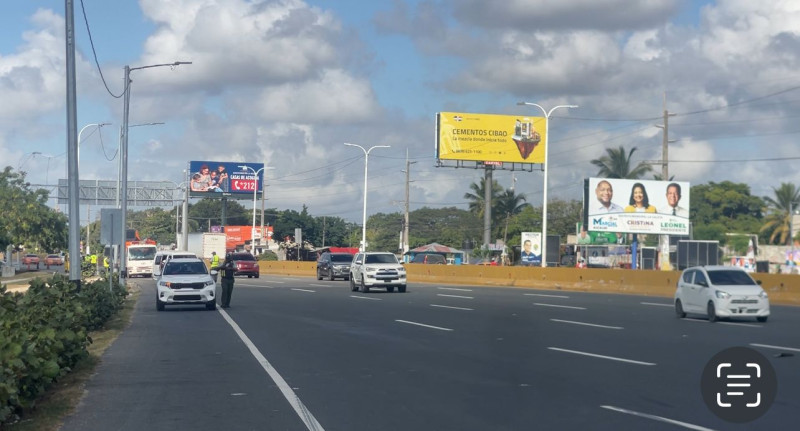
<box><xmin>59</xmin><ymin>275</ymin><xmax>800</xmax><ymax>431</ymax></box>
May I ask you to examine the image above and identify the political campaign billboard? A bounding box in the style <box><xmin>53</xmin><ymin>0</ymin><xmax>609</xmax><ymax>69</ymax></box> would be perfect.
<box><xmin>586</xmin><ymin>178</ymin><xmax>690</xmax><ymax>235</ymax></box>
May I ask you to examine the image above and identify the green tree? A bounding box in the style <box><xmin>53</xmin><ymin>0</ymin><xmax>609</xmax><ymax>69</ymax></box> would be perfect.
<box><xmin>760</xmin><ymin>182</ymin><xmax>800</xmax><ymax>245</ymax></box>
<box><xmin>463</xmin><ymin>177</ymin><xmax>503</xmax><ymax>220</ymax></box>
<box><xmin>690</xmin><ymin>181</ymin><xmax>764</xmax><ymax>244</ymax></box>
<box><xmin>0</xmin><ymin>167</ymin><xmax>67</xmax><ymax>252</ymax></box>
<box><xmin>590</xmin><ymin>146</ymin><xmax>653</xmax><ymax>179</ymax></box>
<box><xmin>188</xmin><ymin>198</ymin><xmax>249</xmax><ymax>231</ymax></box>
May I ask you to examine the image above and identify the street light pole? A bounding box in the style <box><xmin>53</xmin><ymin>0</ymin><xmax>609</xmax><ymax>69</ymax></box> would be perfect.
<box><xmin>517</xmin><ymin>102</ymin><xmax>577</xmax><ymax>267</ymax></box>
<box><xmin>120</xmin><ymin>61</ymin><xmax>190</xmax><ymax>279</ymax></box>
<box><xmin>344</xmin><ymin>143</ymin><xmax>390</xmax><ymax>252</ymax></box>
<box><xmin>239</xmin><ymin>165</ymin><xmax>267</xmax><ymax>251</ymax></box>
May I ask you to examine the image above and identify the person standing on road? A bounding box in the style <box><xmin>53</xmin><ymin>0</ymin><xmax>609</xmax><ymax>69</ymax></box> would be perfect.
<box><xmin>210</xmin><ymin>251</ymin><xmax>220</xmax><ymax>281</ymax></box>
<box><xmin>219</xmin><ymin>254</ymin><xmax>236</xmax><ymax>308</ymax></box>
<box><xmin>90</xmin><ymin>253</ymin><xmax>98</xmax><ymax>275</ymax></box>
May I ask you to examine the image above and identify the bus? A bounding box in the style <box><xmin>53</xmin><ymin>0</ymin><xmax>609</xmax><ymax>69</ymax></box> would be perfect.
<box><xmin>126</xmin><ymin>244</ymin><xmax>158</xmax><ymax>277</ymax></box>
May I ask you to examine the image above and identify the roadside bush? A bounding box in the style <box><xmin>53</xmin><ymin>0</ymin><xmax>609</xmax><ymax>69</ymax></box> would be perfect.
<box><xmin>257</xmin><ymin>251</ymin><xmax>278</xmax><ymax>261</ymax></box>
<box><xmin>0</xmin><ymin>274</ymin><xmax>127</xmax><ymax>425</ymax></box>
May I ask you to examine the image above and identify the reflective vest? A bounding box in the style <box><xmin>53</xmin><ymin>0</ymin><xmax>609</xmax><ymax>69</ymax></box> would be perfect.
<box><xmin>90</xmin><ymin>254</ymin><xmax>98</xmax><ymax>264</ymax></box>
<box><xmin>211</xmin><ymin>254</ymin><xmax>220</xmax><ymax>267</ymax></box>
<box><xmin>103</xmin><ymin>257</ymin><xmax>109</xmax><ymax>268</ymax></box>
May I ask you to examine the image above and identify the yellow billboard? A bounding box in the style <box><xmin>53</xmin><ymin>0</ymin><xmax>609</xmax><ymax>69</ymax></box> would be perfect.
<box><xmin>437</xmin><ymin>112</ymin><xmax>547</xmax><ymax>164</ymax></box>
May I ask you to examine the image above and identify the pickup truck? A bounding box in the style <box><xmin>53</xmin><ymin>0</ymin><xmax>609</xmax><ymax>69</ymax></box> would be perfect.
<box><xmin>22</xmin><ymin>254</ymin><xmax>40</xmax><ymax>269</ymax></box>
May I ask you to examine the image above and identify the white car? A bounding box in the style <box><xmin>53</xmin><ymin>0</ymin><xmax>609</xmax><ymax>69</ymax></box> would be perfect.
<box><xmin>350</xmin><ymin>252</ymin><xmax>407</xmax><ymax>293</ymax></box>
<box><xmin>156</xmin><ymin>258</ymin><xmax>217</xmax><ymax>311</ymax></box>
<box><xmin>674</xmin><ymin>265</ymin><xmax>769</xmax><ymax>322</ymax></box>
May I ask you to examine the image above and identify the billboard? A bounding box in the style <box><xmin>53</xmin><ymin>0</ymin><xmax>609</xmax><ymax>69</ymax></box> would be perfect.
<box><xmin>520</xmin><ymin>232</ymin><xmax>542</xmax><ymax>266</ymax></box>
<box><xmin>586</xmin><ymin>178</ymin><xmax>690</xmax><ymax>235</ymax></box>
<box><xmin>436</xmin><ymin>112</ymin><xmax>547</xmax><ymax>164</ymax></box>
<box><xmin>188</xmin><ymin>161</ymin><xmax>263</xmax><ymax>199</ymax></box>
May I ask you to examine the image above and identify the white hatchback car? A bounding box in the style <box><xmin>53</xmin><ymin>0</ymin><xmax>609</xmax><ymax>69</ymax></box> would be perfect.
<box><xmin>674</xmin><ymin>265</ymin><xmax>769</xmax><ymax>322</ymax></box>
<box><xmin>350</xmin><ymin>252</ymin><xmax>407</xmax><ymax>293</ymax></box>
<box><xmin>156</xmin><ymin>258</ymin><xmax>217</xmax><ymax>311</ymax></box>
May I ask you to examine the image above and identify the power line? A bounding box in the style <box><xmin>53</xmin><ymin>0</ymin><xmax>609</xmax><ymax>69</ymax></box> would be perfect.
<box><xmin>79</xmin><ymin>0</ymin><xmax>125</xmax><ymax>99</ymax></box>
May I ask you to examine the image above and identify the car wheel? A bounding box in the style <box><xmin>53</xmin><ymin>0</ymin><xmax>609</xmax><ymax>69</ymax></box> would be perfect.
<box><xmin>317</xmin><ymin>269</ymin><xmax>323</xmax><ymax>281</ymax></box>
<box><xmin>756</xmin><ymin>316</ymin><xmax>768</xmax><ymax>323</ymax></box>
<box><xmin>707</xmin><ymin>301</ymin><xmax>718</xmax><ymax>322</ymax></box>
<box><xmin>387</xmin><ymin>286</ymin><xmax>395</xmax><ymax>293</ymax></box>
<box><xmin>675</xmin><ymin>299</ymin><xmax>686</xmax><ymax>318</ymax></box>
<box><xmin>156</xmin><ymin>298</ymin><xmax>165</xmax><ymax>311</ymax></box>
<box><xmin>255</xmin><ymin>273</ymin><xmax>259</xmax><ymax>278</ymax></box>
<box><xmin>398</xmin><ymin>285</ymin><xmax>407</xmax><ymax>293</ymax></box>
<box><xmin>248</xmin><ymin>275</ymin><xmax>253</xmax><ymax>278</ymax></box>
<box><xmin>361</xmin><ymin>278</ymin><xmax>370</xmax><ymax>293</ymax></box>
<box><xmin>206</xmin><ymin>301</ymin><xmax>216</xmax><ymax>310</ymax></box>
<box><xmin>350</xmin><ymin>276</ymin><xmax>357</xmax><ymax>292</ymax></box>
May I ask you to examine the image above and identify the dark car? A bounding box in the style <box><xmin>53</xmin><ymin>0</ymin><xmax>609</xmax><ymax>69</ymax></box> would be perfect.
<box><xmin>228</xmin><ymin>252</ymin><xmax>260</xmax><ymax>278</ymax></box>
<box><xmin>317</xmin><ymin>252</ymin><xmax>353</xmax><ymax>281</ymax></box>
<box><xmin>410</xmin><ymin>253</ymin><xmax>446</xmax><ymax>264</ymax></box>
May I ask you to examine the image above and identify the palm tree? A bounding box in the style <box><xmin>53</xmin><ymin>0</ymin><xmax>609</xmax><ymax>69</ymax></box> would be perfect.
<box><xmin>463</xmin><ymin>178</ymin><xmax>503</xmax><ymax>219</ymax></box>
<box><xmin>496</xmin><ymin>189</ymin><xmax>531</xmax><ymax>241</ymax></box>
<box><xmin>760</xmin><ymin>182</ymin><xmax>800</xmax><ymax>245</ymax></box>
<box><xmin>590</xmin><ymin>146</ymin><xmax>653</xmax><ymax>179</ymax></box>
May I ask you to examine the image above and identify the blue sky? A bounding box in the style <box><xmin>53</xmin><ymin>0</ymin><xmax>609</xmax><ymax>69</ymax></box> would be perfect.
<box><xmin>2</xmin><ymin>0</ymin><xmax>799</xmax><ymax>229</ymax></box>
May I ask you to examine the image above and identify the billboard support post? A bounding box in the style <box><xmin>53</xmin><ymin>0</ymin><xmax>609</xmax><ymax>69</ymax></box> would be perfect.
<box><xmin>517</xmin><ymin>103</ymin><xmax>577</xmax><ymax>267</ymax></box>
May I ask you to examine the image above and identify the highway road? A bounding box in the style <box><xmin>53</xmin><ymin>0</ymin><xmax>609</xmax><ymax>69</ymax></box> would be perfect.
<box><xmin>60</xmin><ymin>275</ymin><xmax>800</xmax><ymax>430</ymax></box>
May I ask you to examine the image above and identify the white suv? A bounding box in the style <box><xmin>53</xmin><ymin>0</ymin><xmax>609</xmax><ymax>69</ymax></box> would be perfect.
<box><xmin>156</xmin><ymin>258</ymin><xmax>217</xmax><ymax>311</ymax></box>
<box><xmin>350</xmin><ymin>252</ymin><xmax>407</xmax><ymax>293</ymax></box>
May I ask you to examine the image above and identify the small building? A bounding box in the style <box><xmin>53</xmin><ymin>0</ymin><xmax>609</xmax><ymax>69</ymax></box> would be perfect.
<box><xmin>404</xmin><ymin>243</ymin><xmax>465</xmax><ymax>264</ymax></box>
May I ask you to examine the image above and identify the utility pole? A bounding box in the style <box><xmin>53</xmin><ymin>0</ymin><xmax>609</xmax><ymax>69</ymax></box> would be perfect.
<box><xmin>656</xmin><ymin>93</ymin><xmax>677</xmax><ymax>271</ymax></box>
<box><xmin>403</xmin><ymin>149</ymin><xmax>417</xmax><ymax>254</ymax></box>
<box><xmin>483</xmin><ymin>167</ymin><xmax>492</xmax><ymax>248</ymax></box>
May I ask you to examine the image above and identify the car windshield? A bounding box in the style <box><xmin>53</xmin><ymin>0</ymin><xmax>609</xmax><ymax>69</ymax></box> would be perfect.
<box><xmin>163</xmin><ymin>261</ymin><xmax>208</xmax><ymax>275</ymax></box>
<box><xmin>331</xmin><ymin>254</ymin><xmax>353</xmax><ymax>263</ymax></box>
<box><xmin>365</xmin><ymin>254</ymin><xmax>398</xmax><ymax>264</ymax></box>
<box><xmin>233</xmin><ymin>254</ymin><xmax>255</xmax><ymax>261</ymax></box>
<box><xmin>708</xmin><ymin>270</ymin><xmax>757</xmax><ymax>286</ymax></box>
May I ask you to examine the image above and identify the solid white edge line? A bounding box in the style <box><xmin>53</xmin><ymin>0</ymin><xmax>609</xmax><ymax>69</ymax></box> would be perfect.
<box><xmin>548</xmin><ymin>347</ymin><xmax>656</xmax><ymax>366</ymax></box>
<box><xmin>641</xmin><ymin>302</ymin><xmax>672</xmax><ymax>307</ymax></box>
<box><xmin>600</xmin><ymin>405</ymin><xmax>716</xmax><ymax>431</ymax></box>
<box><xmin>309</xmin><ymin>284</ymin><xmax>328</xmax><ymax>287</ymax></box>
<box><xmin>750</xmin><ymin>343</ymin><xmax>800</xmax><ymax>353</ymax></box>
<box><xmin>436</xmin><ymin>287</ymin><xmax>473</xmax><ymax>292</ymax></box>
<box><xmin>218</xmin><ymin>309</ymin><xmax>325</xmax><ymax>431</ymax></box>
<box><xmin>291</xmin><ymin>288</ymin><xmax>316</xmax><ymax>293</ymax></box>
<box><xmin>550</xmin><ymin>319</ymin><xmax>623</xmax><ymax>330</ymax></box>
<box><xmin>534</xmin><ymin>303</ymin><xmax>586</xmax><ymax>310</ymax></box>
<box><xmin>263</xmin><ymin>280</ymin><xmax>285</xmax><ymax>284</ymax></box>
<box><xmin>436</xmin><ymin>293</ymin><xmax>474</xmax><ymax>299</ymax></box>
<box><xmin>350</xmin><ymin>295</ymin><xmax>381</xmax><ymax>301</ymax></box>
<box><xmin>430</xmin><ymin>304</ymin><xmax>474</xmax><ymax>311</ymax></box>
<box><xmin>525</xmin><ymin>293</ymin><xmax>570</xmax><ymax>298</ymax></box>
<box><xmin>395</xmin><ymin>319</ymin><xmax>454</xmax><ymax>331</ymax></box>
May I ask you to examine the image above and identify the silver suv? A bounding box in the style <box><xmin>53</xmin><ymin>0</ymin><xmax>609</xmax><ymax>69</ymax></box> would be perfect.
<box><xmin>350</xmin><ymin>252</ymin><xmax>407</xmax><ymax>293</ymax></box>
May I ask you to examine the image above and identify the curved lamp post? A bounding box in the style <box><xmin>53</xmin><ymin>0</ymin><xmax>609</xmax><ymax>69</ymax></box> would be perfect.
<box><xmin>120</xmin><ymin>61</ymin><xmax>191</xmax><ymax>278</ymax></box>
<box><xmin>517</xmin><ymin>102</ymin><xmax>577</xmax><ymax>268</ymax></box>
<box><xmin>344</xmin><ymin>143</ymin><xmax>390</xmax><ymax>252</ymax></box>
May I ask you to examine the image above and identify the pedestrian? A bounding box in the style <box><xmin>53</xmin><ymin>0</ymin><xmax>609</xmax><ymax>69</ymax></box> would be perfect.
<box><xmin>103</xmin><ymin>255</ymin><xmax>110</xmax><ymax>275</ymax></box>
<box><xmin>90</xmin><ymin>253</ymin><xmax>98</xmax><ymax>275</ymax></box>
<box><xmin>210</xmin><ymin>251</ymin><xmax>220</xmax><ymax>281</ymax></box>
<box><xmin>219</xmin><ymin>253</ymin><xmax>236</xmax><ymax>308</ymax></box>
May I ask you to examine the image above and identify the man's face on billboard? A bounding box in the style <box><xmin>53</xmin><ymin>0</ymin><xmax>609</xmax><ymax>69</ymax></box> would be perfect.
<box><xmin>524</xmin><ymin>240</ymin><xmax>531</xmax><ymax>252</ymax></box>
<box><xmin>596</xmin><ymin>181</ymin><xmax>613</xmax><ymax>206</ymax></box>
<box><xmin>667</xmin><ymin>186</ymin><xmax>680</xmax><ymax>207</ymax></box>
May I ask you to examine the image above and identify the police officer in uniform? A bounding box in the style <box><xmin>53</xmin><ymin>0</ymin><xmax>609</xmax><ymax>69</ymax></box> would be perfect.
<box><xmin>219</xmin><ymin>254</ymin><xmax>236</xmax><ymax>308</ymax></box>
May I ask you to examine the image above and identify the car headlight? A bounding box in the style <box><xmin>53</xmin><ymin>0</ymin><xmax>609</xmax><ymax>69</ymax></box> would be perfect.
<box><xmin>758</xmin><ymin>290</ymin><xmax>768</xmax><ymax>299</ymax></box>
<box><xmin>715</xmin><ymin>290</ymin><xmax>731</xmax><ymax>299</ymax></box>
<box><xmin>158</xmin><ymin>281</ymin><xmax>170</xmax><ymax>288</ymax></box>
<box><xmin>365</xmin><ymin>266</ymin><xmax>377</xmax><ymax>272</ymax></box>
<box><xmin>204</xmin><ymin>280</ymin><xmax>215</xmax><ymax>287</ymax></box>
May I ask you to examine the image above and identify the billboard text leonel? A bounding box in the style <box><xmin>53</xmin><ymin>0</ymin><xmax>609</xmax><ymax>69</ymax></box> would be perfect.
<box><xmin>188</xmin><ymin>161</ymin><xmax>264</xmax><ymax>199</ymax></box>
<box><xmin>586</xmin><ymin>178</ymin><xmax>691</xmax><ymax>236</ymax></box>
<box><xmin>437</xmin><ymin>112</ymin><xmax>547</xmax><ymax>164</ymax></box>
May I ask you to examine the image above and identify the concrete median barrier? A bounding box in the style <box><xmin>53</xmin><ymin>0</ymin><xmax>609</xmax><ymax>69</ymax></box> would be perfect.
<box><xmin>258</xmin><ymin>261</ymin><xmax>800</xmax><ymax>306</ymax></box>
